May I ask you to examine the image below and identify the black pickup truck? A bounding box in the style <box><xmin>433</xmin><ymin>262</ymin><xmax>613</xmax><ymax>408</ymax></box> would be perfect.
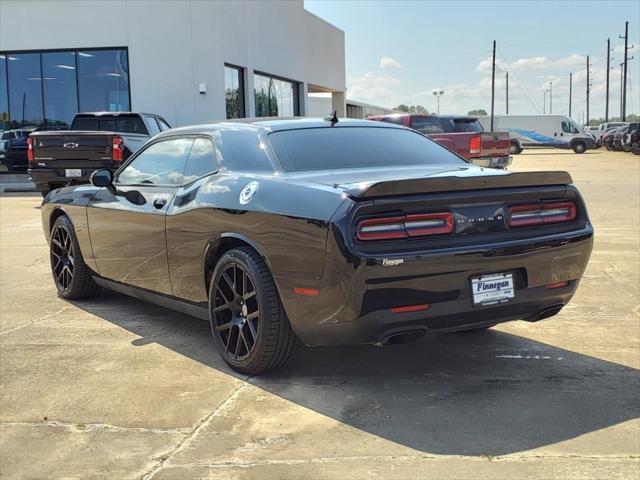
<box><xmin>28</xmin><ymin>112</ymin><xmax>171</xmax><ymax>196</ymax></box>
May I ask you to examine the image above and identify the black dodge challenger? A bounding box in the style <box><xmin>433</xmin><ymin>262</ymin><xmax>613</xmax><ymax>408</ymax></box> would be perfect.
<box><xmin>41</xmin><ymin>118</ymin><xmax>594</xmax><ymax>374</ymax></box>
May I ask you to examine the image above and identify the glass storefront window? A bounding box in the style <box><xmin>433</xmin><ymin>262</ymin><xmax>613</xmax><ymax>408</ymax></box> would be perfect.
<box><xmin>224</xmin><ymin>65</ymin><xmax>244</xmax><ymax>119</ymax></box>
<box><xmin>7</xmin><ymin>53</ymin><xmax>44</xmax><ymax>128</ymax></box>
<box><xmin>77</xmin><ymin>49</ymin><xmax>130</xmax><ymax>112</ymax></box>
<box><xmin>0</xmin><ymin>55</ymin><xmax>8</xmax><ymax>130</ymax></box>
<box><xmin>42</xmin><ymin>51</ymin><xmax>78</xmax><ymax>128</ymax></box>
<box><xmin>254</xmin><ymin>72</ymin><xmax>298</xmax><ymax>117</ymax></box>
<box><xmin>0</xmin><ymin>48</ymin><xmax>131</xmax><ymax>130</ymax></box>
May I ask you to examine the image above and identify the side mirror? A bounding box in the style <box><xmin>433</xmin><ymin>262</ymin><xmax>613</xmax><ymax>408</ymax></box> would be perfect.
<box><xmin>90</xmin><ymin>169</ymin><xmax>113</xmax><ymax>187</ymax></box>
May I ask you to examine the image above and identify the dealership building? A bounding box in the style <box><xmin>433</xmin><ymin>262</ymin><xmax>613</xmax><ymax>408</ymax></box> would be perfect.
<box><xmin>0</xmin><ymin>0</ymin><xmax>346</xmax><ymax>130</ymax></box>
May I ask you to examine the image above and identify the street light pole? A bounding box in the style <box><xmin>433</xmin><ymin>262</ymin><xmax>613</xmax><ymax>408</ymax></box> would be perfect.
<box><xmin>569</xmin><ymin>72</ymin><xmax>573</xmax><ymax>118</ymax></box>
<box><xmin>431</xmin><ymin>90</ymin><xmax>445</xmax><ymax>114</ymax></box>
<box><xmin>550</xmin><ymin>81</ymin><xmax>553</xmax><ymax>114</ymax></box>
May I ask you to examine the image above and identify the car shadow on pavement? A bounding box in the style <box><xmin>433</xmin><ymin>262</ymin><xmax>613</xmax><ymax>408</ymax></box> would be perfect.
<box><xmin>74</xmin><ymin>290</ymin><xmax>639</xmax><ymax>457</ymax></box>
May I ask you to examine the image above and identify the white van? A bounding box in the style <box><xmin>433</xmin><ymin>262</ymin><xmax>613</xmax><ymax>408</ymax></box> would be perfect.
<box><xmin>478</xmin><ymin>115</ymin><xmax>596</xmax><ymax>154</ymax></box>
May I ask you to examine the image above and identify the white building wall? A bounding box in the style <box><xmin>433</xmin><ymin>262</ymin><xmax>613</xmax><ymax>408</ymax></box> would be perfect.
<box><xmin>0</xmin><ymin>0</ymin><xmax>345</xmax><ymax>126</ymax></box>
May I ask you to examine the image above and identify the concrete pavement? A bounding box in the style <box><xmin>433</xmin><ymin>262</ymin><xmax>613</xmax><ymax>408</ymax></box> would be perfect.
<box><xmin>0</xmin><ymin>148</ymin><xmax>638</xmax><ymax>479</ymax></box>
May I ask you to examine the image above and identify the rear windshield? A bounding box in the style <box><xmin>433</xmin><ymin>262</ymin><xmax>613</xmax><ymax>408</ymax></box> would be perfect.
<box><xmin>269</xmin><ymin>127</ymin><xmax>466</xmax><ymax>172</ymax></box>
<box><xmin>72</xmin><ymin>115</ymin><xmax>148</xmax><ymax>134</ymax></box>
<box><xmin>451</xmin><ymin>118</ymin><xmax>484</xmax><ymax>133</ymax></box>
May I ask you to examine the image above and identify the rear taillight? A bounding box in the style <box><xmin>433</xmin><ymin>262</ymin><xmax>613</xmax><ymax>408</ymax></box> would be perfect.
<box><xmin>508</xmin><ymin>201</ymin><xmax>576</xmax><ymax>227</ymax></box>
<box><xmin>26</xmin><ymin>137</ymin><xmax>34</xmax><ymax>164</ymax></box>
<box><xmin>357</xmin><ymin>212</ymin><xmax>453</xmax><ymax>241</ymax></box>
<box><xmin>469</xmin><ymin>135</ymin><xmax>482</xmax><ymax>154</ymax></box>
<box><xmin>112</xmin><ymin>136</ymin><xmax>123</xmax><ymax>161</ymax></box>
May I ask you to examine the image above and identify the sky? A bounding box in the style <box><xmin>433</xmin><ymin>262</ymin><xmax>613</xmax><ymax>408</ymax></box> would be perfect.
<box><xmin>305</xmin><ymin>0</ymin><xmax>640</xmax><ymax>121</ymax></box>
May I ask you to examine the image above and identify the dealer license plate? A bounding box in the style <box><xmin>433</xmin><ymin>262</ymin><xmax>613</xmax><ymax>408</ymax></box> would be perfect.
<box><xmin>65</xmin><ymin>169</ymin><xmax>82</xmax><ymax>178</ymax></box>
<box><xmin>471</xmin><ymin>272</ymin><xmax>514</xmax><ymax>306</ymax></box>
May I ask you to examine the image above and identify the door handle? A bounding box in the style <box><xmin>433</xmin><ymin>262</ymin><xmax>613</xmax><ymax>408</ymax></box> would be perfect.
<box><xmin>153</xmin><ymin>197</ymin><xmax>167</xmax><ymax>209</ymax></box>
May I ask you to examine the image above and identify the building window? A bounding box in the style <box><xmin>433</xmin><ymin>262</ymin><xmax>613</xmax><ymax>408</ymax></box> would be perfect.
<box><xmin>0</xmin><ymin>47</ymin><xmax>130</xmax><ymax>130</ymax></box>
<box><xmin>224</xmin><ymin>64</ymin><xmax>244</xmax><ymax>119</ymax></box>
<box><xmin>254</xmin><ymin>72</ymin><xmax>298</xmax><ymax>117</ymax></box>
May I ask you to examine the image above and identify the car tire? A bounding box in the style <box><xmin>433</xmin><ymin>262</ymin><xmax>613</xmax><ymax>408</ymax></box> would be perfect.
<box><xmin>509</xmin><ymin>141</ymin><xmax>523</xmax><ymax>155</ymax></box>
<box><xmin>50</xmin><ymin>215</ymin><xmax>101</xmax><ymax>299</ymax></box>
<box><xmin>572</xmin><ymin>141</ymin><xmax>586</xmax><ymax>154</ymax></box>
<box><xmin>208</xmin><ymin>247</ymin><xmax>296</xmax><ymax>375</ymax></box>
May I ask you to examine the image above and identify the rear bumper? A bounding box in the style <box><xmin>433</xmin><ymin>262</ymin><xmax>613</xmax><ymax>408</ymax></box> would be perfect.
<box><xmin>470</xmin><ymin>156</ymin><xmax>512</xmax><ymax>169</ymax></box>
<box><xmin>29</xmin><ymin>164</ymin><xmax>117</xmax><ymax>188</ymax></box>
<box><xmin>281</xmin><ymin>225</ymin><xmax>594</xmax><ymax>347</ymax></box>
<box><xmin>294</xmin><ymin>282</ymin><xmax>576</xmax><ymax>347</ymax></box>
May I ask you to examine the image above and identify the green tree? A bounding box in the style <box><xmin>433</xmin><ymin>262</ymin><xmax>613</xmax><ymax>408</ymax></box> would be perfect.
<box><xmin>467</xmin><ymin>109</ymin><xmax>488</xmax><ymax>116</ymax></box>
<box><xmin>395</xmin><ymin>104</ymin><xmax>410</xmax><ymax>113</ymax></box>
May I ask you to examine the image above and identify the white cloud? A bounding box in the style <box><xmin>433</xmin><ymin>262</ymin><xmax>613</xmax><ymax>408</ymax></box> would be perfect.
<box><xmin>379</xmin><ymin>56</ymin><xmax>402</xmax><ymax>69</ymax></box>
<box><xmin>347</xmin><ymin>72</ymin><xmax>400</xmax><ymax>104</ymax></box>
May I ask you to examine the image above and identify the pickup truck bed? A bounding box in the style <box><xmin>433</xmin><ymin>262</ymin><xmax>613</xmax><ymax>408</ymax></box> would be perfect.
<box><xmin>367</xmin><ymin>114</ymin><xmax>512</xmax><ymax>169</ymax></box>
<box><xmin>27</xmin><ymin>112</ymin><xmax>171</xmax><ymax>195</ymax></box>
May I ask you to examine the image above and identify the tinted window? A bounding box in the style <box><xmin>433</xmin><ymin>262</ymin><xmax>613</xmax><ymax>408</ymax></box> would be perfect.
<box><xmin>411</xmin><ymin>116</ymin><xmax>444</xmax><ymax>134</ymax></box>
<box><xmin>145</xmin><ymin>116</ymin><xmax>161</xmax><ymax>135</ymax></box>
<box><xmin>72</xmin><ymin>115</ymin><xmax>147</xmax><ymax>134</ymax></box>
<box><xmin>254</xmin><ymin>73</ymin><xmax>297</xmax><ymax>117</ymax></box>
<box><xmin>270</xmin><ymin>127</ymin><xmax>465</xmax><ymax>172</ymax></box>
<box><xmin>7</xmin><ymin>53</ymin><xmax>43</xmax><ymax>128</ymax></box>
<box><xmin>225</xmin><ymin>65</ymin><xmax>244</xmax><ymax>119</ymax></box>
<box><xmin>77</xmin><ymin>49</ymin><xmax>130</xmax><ymax>112</ymax></box>
<box><xmin>117</xmin><ymin>138</ymin><xmax>193</xmax><ymax>186</ymax></box>
<box><xmin>183</xmin><ymin>138</ymin><xmax>216</xmax><ymax>184</ymax></box>
<box><xmin>42</xmin><ymin>52</ymin><xmax>78</xmax><ymax>128</ymax></box>
<box><xmin>452</xmin><ymin>119</ymin><xmax>483</xmax><ymax>133</ymax></box>
<box><xmin>213</xmin><ymin>128</ymin><xmax>273</xmax><ymax>172</ymax></box>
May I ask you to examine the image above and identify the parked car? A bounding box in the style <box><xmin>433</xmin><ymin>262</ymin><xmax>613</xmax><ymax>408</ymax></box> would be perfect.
<box><xmin>602</xmin><ymin>127</ymin><xmax>622</xmax><ymax>150</ymax></box>
<box><xmin>612</xmin><ymin>126</ymin><xmax>629</xmax><ymax>151</ymax></box>
<box><xmin>622</xmin><ymin>123</ymin><xmax>638</xmax><ymax>152</ymax></box>
<box><xmin>584</xmin><ymin>125</ymin><xmax>603</xmax><ymax>145</ymax></box>
<box><xmin>0</xmin><ymin>128</ymin><xmax>37</xmax><ymax>172</ymax></box>
<box><xmin>41</xmin><ymin>118</ymin><xmax>594</xmax><ymax>374</ymax></box>
<box><xmin>28</xmin><ymin>112</ymin><xmax>171</xmax><ymax>195</ymax></box>
<box><xmin>480</xmin><ymin>115</ymin><xmax>596</xmax><ymax>153</ymax></box>
<box><xmin>367</xmin><ymin>114</ymin><xmax>511</xmax><ymax>168</ymax></box>
<box><xmin>627</xmin><ymin>123</ymin><xmax>640</xmax><ymax>155</ymax></box>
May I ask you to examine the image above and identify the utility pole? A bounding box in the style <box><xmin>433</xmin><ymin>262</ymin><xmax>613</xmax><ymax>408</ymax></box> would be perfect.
<box><xmin>620</xmin><ymin>62</ymin><xmax>624</xmax><ymax>117</ymax></box>
<box><xmin>569</xmin><ymin>72</ymin><xmax>572</xmax><ymax>118</ymax></box>
<box><xmin>606</xmin><ymin>38</ymin><xmax>611</xmax><ymax>122</ymax></box>
<box><xmin>543</xmin><ymin>90</ymin><xmax>547</xmax><ymax>114</ymax></box>
<box><xmin>505</xmin><ymin>72</ymin><xmax>509</xmax><ymax>114</ymax></box>
<box><xmin>586</xmin><ymin>55</ymin><xmax>590</xmax><ymax>126</ymax></box>
<box><xmin>549</xmin><ymin>81</ymin><xmax>553</xmax><ymax>114</ymax></box>
<box><xmin>491</xmin><ymin>40</ymin><xmax>496</xmax><ymax>130</ymax></box>
<box><xmin>620</xmin><ymin>21</ymin><xmax>629</xmax><ymax>121</ymax></box>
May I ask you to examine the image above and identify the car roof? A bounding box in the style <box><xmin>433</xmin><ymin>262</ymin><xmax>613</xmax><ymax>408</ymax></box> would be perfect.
<box><xmin>155</xmin><ymin>117</ymin><xmax>403</xmax><ymax>138</ymax></box>
<box><xmin>74</xmin><ymin>112</ymin><xmax>160</xmax><ymax>117</ymax></box>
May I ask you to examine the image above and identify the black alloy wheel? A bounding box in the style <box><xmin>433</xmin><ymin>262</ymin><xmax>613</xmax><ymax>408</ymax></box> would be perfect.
<box><xmin>209</xmin><ymin>247</ymin><xmax>296</xmax><ymax>374</ymax></box>
<box><xmin>212</xmin><ymin>262</ymin><xmax>260</xmax><ymax>361</ymax></box>
<box><xmin>51</xmin><ymin>222</ymin><xmax>75</xmax><ymax>292</ymax></box>
<box><xmin>49</xmin><ymin>215</ymin><xmax>101</xmax><ymax>299</ymax></box>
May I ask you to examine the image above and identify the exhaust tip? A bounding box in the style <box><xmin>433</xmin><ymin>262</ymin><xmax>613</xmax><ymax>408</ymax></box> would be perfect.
<box><xmin>380</xmin><ymin>330</ymin><xmax>426</xmax><ymax>347</ymax></box>
<box><xmin>529</xmin><ymin>304</ymin><xmax>564</xmax><ymax>322</ymax></box>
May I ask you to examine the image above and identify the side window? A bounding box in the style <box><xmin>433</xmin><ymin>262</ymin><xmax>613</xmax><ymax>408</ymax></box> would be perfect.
<box><xmin>145</xmin><ymin>116</ymin><xmax>161</xmax><ymax>136</ymax></box>
<box><xmin>117</xmin><ymin>138</ymin><xmax>193</xmax><ymax>186</ymax></box>
<box><xmin>411</xmin><ymin>116</ymin><xmax>444</xmax><ymax>134</ymax></box>
<box><xmin>561</xmin><ymin>121</ymin><xmax>572</xmax><ymax>134</ymax></box>
<box><xmin>182</xmin><ymin>138</ymin><xmax>217</xmax><ymax>184</ymax></box>
<box><xmin>157</xmin><ymin>117</ymin><xmax>171</xmax><ymax>131</ymax></box>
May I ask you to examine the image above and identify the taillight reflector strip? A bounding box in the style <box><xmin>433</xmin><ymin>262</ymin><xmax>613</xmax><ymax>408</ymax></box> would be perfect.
<box><xmin>112</xmin><ymin>136</ymin><xmax>123</xmax><ymax>162</ymax></box>
<box><xmin>390</xmin><ymin>304</ymin><xmax>430</xmax><ymax>313</ymax></box>
<box><xmin>357</xmin><ymin>212</ymin><xmax>453</xmax><ymax>241</ymax></box>
<box><xmin>508</xmin><ymin>202</ymin><xmax>576</xmax><ymax>227</ymax></box>
<box><xmin>26</xmin><ymin>137</ymin><xmax>34</xmax><ymax>163</ymax></box>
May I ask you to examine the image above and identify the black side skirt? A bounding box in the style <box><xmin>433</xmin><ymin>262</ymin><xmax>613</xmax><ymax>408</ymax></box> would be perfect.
<box><xmin>92</xmin><ymin>276</ymin><xmax>209</xmax><ymax>321</ymax></box>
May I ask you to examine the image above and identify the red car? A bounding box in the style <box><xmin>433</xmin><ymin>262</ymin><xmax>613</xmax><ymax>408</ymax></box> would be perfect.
<box><xmin>368</xmin><ymin>114</ymin><xmax>511</xmax><ymax>169</ymax></box>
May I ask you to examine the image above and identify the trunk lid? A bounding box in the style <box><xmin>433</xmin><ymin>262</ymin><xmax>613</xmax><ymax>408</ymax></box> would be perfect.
<box><xmin>30</xmin><ymin>131</ymin><xmax>115</xmax><ymax>164</ymax></box>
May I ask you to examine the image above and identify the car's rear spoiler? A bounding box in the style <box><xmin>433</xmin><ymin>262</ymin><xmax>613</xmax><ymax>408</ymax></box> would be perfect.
<box><xmin>345</xmin><ymin>171</ymin><xmax>573</xmax><ymax>198</ymax></box>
